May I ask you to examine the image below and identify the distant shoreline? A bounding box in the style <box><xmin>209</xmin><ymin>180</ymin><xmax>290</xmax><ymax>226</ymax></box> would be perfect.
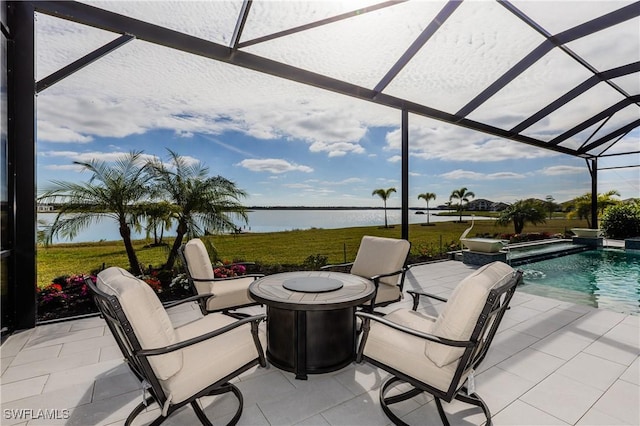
<box><xmin>41</xmin><ymin>206</ymin><xmax>451</xmax><ymax>213</ymax></box>
<box><xmin>246</xmin><ymin>206</ymin><xmax>445</xmax><ymax>211</ymax></box>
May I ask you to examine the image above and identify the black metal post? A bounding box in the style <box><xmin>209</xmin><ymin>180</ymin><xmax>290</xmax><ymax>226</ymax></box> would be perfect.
<box><xmin>7</xmin><ymin>1</ymin><xmax>37</xmax><ymax>329</ymax></box>
<box><xmin>401</xmin><ymin>109</ymin><xmax>409</xmax><ymax>241</ymax></box>
<box><xmin>589</xmin><ymin>158</ymin><xmax>598</xmax><ymax>229</ymax></box>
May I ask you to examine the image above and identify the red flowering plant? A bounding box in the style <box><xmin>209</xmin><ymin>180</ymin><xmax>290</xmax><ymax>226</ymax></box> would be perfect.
<box><xmin>138</xmin><ymin>268</ymin><xmax>163</xmax><ymax>293</ymax></box>
<box><xmin>37</xmin><ymin>274</ymin><xmax>96</xmax><ymax>314</ymax></box>
<box><xmin>37</xmin><ymin>283</ymin><xmax>68</xmax><ymax>308</ymax></box>
<box><xmin>213</xmin><ymin>261</ymin><xmax>247</xmax><ymax>279</ymax></box>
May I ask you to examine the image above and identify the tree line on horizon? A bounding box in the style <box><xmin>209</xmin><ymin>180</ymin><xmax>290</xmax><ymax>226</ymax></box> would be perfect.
<box><xmin>373</xmin><ymin>185</ymin><xmax>637</xmax><ymax>235</ymax></box>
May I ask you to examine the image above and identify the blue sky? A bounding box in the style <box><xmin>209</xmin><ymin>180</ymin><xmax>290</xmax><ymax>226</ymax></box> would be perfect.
<box><xmin>35</xmin><ymin>1</ymin><xmax>639</xmax><ymax>207</ymax></box>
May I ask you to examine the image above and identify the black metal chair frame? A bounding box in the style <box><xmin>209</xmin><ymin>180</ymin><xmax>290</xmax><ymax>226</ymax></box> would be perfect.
<box><xmin>85</xmin><ymin>277</ymin><xmax>267</xmax><ymax>426</ymax></box>
<box><xmin>321</xmin><ymin>241</ymin><xmax>411</xmax><ymax>312</ymax></box>
<box><xmin>178</xmin><ymin>243</ymin><xmax>264</xmax><ymax>317</ymax></box>
<box><xmin>355</xmin><ymin>270</ymin><xmax>523</xmax><ymax>426</ymax></box>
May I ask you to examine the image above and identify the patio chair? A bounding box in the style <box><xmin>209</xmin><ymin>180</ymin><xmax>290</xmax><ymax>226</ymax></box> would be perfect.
<box><xmin>86</xmin><ymin>266</ymin><xmax>267</xmax><ymax>426</ymax></box>
<box><xmin>355</xmin><ymin>261</ymin><xmax>522</xmax><ymax>425</ymax></box>
<box><xmin>179</xmin><ymin>238</ymin><xmax>263</xmax><ymax>317</ymax></box>
<box><xmin>322</xmin><ymin>235</ymin><xmax>411</xmax><ymax>311</ymax></box>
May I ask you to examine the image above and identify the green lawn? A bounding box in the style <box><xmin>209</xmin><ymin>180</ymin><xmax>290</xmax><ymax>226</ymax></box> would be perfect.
<box><xmin>37</xmin><ymin>218</ymin><xmax>587</xmax><ymax>287</ymax></box>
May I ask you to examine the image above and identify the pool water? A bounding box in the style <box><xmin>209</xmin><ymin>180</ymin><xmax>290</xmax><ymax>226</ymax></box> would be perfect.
<box><xmin>508</xmin><ymin>241</ymin><xmax>589</xmax><ymax>264</ymax></box>
<box><xmin>518</xmin><ymin>249</ymin><xmax>640</xmax><ymax>315</ymax></box>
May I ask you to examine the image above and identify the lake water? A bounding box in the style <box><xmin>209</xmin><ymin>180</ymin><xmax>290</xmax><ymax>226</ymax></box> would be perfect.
<box><xmin>38</xmin><ymin>209</ymin><xmax>490</xmax><ymax>244</ymax></box>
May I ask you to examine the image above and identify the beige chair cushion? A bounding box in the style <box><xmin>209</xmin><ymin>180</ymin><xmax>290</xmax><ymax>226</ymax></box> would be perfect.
<box><xmin>364</xmin><ymin>308</ymin><xmax>465</xmax><ymax>391</ymax></box>
<box><xmin>350</xmin><ymin>236</ymin><xmax>410</xmax><ymax>287</ymax></box>
<box><xmin>161</xmin><ymin>313</ymin><xmax>266</xmax><ymax>405</ymax></box>
<box><xmin>204</xmin><ymin>277</ymin><xmax>255</xmax><ymax>311</ymax></box>
<box><xmin>183</xmin><ymin>238</ymin><xmax>255</xmax><ymax>309</ymax></box>
<box><xmin>426</xmin><ymin>261</ymin><xmax>514</xmax><ymax>367</ymax></box>
<box><xmin>97</xmin><ymin>267</ymin><xmax>182</xmax><ymax>380</ymax></box>
<box><xmin>366</xmin><ymin>280</ymin><xmax>401</xmax><ymax>306</ymax></box>
<box><xmin>183</xmin><ymin>238</ymin><xmax>216</xmax><ymax>282</ymax></box>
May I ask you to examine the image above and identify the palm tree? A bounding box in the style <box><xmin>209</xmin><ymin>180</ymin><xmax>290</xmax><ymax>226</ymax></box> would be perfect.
<box><xmin>139</xmin><ymin>200</ymin><xmax>178</xmax><ymax>246</ymax></box>
<box><xmin>417</xmin><ymin>192</ymin><xmax>436</xmax><ymax>225</ymax></box>
<box><xmin>545</xmin><ymin>195</ymin><xmax>556</xmax><ymax>220</ymax></box>
<box><xmin>567</xmin><ymin>190</ymin><xmax>620</xmax><ymax>227</ymax></box>
<box><xmin>148</xmin><ymin>149</ymin><xmax>248</xmax><ymax>270</ymax></box>
<box><xmin>496</xmin><ymin>199</ymin><xmax>547</xmax><ymax>234</ymax></box>
<box><xmin>372</xmin><ymin>187</ymin><xmax>396</xmax><ymax>228</ymax></box>
<box><xmin>38</xmin><ymin>151</ymin><xmax>150</xmax><ymax>275</ymax></box>
<box><xmin>449</xmin><ymin>187</ymin><xmax>475</xmax><ymax>223</ymax></box>
<box><xmin>595</xmin><ymin>190</ymin><xmax>621</xmax><ymax>216</ymax></box>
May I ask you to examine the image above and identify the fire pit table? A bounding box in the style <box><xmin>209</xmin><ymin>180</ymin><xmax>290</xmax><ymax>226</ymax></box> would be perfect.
<box><xmin>249</xmin><ymin>271</ymin><xmax>375</xmax><ymax>380</ymax></box>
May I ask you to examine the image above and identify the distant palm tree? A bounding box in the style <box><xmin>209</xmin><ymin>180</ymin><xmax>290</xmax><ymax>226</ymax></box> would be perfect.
<box><xmin>496</xmin><ymin>199</ymin><xmax>546</xmax><ymax>234</ymax></box>
<box><xmin>139</xmin><ymin>200</ymin><xmax>178</xmax><ymax>246</ymax></box>
<box><xmin>545</xmin><ymin>195</ymin><xmax>556</xmax><ymax>220</ymax></box>
<box><xmin>38</xmin><ymin>151</ymin><xmax>150</xmax><ymax>275</ymax></box>
<box><xmin>372</xmin><ymin>187</ymin><xmax>396</xmax><ymax>228</ymax></box>
<box><xmin>449</xmin><ymin>187</ymin><xmax>475</xmax><ymax>223</ymax></box>
<box><xmin>567</xmin><ymin>190</ymin><xmax>620</xmax><ymax>227</ymax></box>
<box><xmin>417</xmin><ymin>192</ymin><xmax>437</xmax><ymax>225</ymax></box>
<box><xmin>148</xmin><ymin>149</ymin><xmax>248</xmax><ymax>270</ymax></box>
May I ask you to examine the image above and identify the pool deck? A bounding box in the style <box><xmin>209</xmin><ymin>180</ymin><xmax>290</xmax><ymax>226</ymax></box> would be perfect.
<box><xmin>1</xmin><ymin>260</ymin><xmax>638</xmax><ymax>425</ymax></box>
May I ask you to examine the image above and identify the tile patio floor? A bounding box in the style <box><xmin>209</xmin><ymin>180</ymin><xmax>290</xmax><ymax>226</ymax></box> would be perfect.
<box><xmin>1</xmin><ymin>261</ymin><xmax>638</xmax><ymax>425</ymax></box>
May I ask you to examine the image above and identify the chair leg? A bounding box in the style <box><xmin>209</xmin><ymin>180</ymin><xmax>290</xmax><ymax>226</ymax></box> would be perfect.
<box><xmin>125</xmin><ymin>396</ymin><xmax>162</xmax><ymax>426</ymax></box>
<box><xmin>434</xmin><ymin>398</ymin><xmax>450</xmax><ymax>426</ymax></box>
<box><xmin>224</xmin><ymin>384</ymin><xmax>244</xmax><ymax>426</ymax></box>
<box><xmin>191</xmin><ymin>401</ymin><xmax>213</xmax><ymax>426</ymax></box>
<box><xmin>196</xmin><ymin>383</ymin><xmax>244</xmax><ymax>426</ymax></box>
<box><xmin>379</xmin><ymin>377</ymin><xmax>423</xmax><ymax>426</ymax></box>
<box><xmin>455</xmin><ymin>388</ymin><xmax>492</xmax><ymax>426</ymax></box>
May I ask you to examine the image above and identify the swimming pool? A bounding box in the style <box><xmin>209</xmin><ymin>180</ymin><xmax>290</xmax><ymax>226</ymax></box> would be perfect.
<box><xmin>508</xmin><ymin>240</ymin><xmax>590</xmax><ymax>264</ymax></box>
<box><xmin>517</xmin><ymin>248</ymin><xmax>640</xmax><ymax>315</ymax></box>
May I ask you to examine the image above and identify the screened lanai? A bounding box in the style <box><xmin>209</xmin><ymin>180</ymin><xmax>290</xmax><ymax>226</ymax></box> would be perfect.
<box><xmin>2</xmin><ymin>0</ymin><xmax>639</xmax><ymax>332</ymax></box>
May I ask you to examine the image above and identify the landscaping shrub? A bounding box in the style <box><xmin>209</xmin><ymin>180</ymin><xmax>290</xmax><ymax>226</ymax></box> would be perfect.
<box><xmin>302</xmin><ymin>254</ymin><xmax>329</xmax><ymax>270</ymax></box>
<box><xmin>37</xmin><ymin>274</ymin><xmax>99</xmax><ymax>321</ymax></box>
<box><xmin>601</xmin><ymin>202</ymin><xmax>640</xmax><ymax>239</ymax></box>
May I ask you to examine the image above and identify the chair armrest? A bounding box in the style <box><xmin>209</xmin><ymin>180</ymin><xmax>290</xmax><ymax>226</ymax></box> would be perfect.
<box><xmin>321</xmin><ymin>262</ymin><xmax>354</xmax><ymax>271</ymax></box>
<box><xmin>190</xmin><ymin>274</ymin><xmax>264</xmax><ymax>283</ymax></box>
<box><xmin>406</xmin><ymin>290</ymin><xmax>448</xmax><ymax>311</ymax></box>
<box><xmin>162</xmin><ymin>293</ymin><xmax>214</xmax><ymax>309</ymax></box>
<box><xmin>137</xmin><ymin>314</ymin><xmax>267</xmax><ymax>356</ymax></box>
<box><xmin>212</xmin><ymin>274</ymin><xmax>264</xmax><ymax>281</ymax></box>
<box><xmin>355</xmin><ymin>312</ymin><xmax>471</xmax><ymax>348</ymax></box>
<box><xmin>370</xmin><ymin>268</ymin><xmax>405</xmax><ymax>285</ymax></box>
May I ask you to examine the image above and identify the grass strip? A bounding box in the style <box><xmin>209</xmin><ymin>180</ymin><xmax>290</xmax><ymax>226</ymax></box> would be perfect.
<box><xmin>37</xmin><ymin>218</ymin><xmax>586</xmax><ymax>287</ymax></box>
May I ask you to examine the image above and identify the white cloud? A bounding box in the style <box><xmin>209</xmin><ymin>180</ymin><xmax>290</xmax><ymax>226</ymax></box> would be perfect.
<box><xmin>440</xmin><ymin>169</ymin><xmax>526</xmax><ymax>180</ymax></box>
<box><xmin>303</xmin><ymin>188</ymin><xmax>335</xmax><ymax>195</ymax></box>
<box><xmin>540</xmin><ymin>165</ymin><xmax>585</xmax><ymax>176</ymax></box>
<box><xmin>283</xmin><ymin>183</ymin><xmax>313</xmax><ymax>189</ymax></box>
<box><xmin>40</xmin><ymin>150</ymin><xmax>160</xmax><ymax>168</ymax></box>
<box><xmin>309</xmin><ymin>141</ymin><xmax>366</xmax><ymax>158</ymax></box>
<box><xmin>337</xmin><ymin>177</ymin><xmax>365</xmax><ymax>185</ymax></box>
<box><xmin>35</xmin><ymin>12</ymin><xmax>393</xmax><ymax>156</ymax></box>
<box><xmin>37</xmin><ymin>121</ymin><xmax>93</xmax><ymax>143</ymax></box>
<box><xmin>32</xmin><ymin>2</ymin><xmax>638</xmax><ymax>205</ymax></box>
<box><xmin>385</xmin><ymin>124</ymin><xmax>558</xmax><ymax>162</ymax></box>
<box><xmin>43</xmin><ymin>164</ymin><xmax>85</xmax><ymax>172</ymax></box>
<box><xmin>33</xmin><ymin>3</ymin><xmax>637</xmax><ymax>165</ymax></box>
<box><xmin>238</xmin><ymin>158</ymin><xmax>313</xmax><ymax>174</ymax></box>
